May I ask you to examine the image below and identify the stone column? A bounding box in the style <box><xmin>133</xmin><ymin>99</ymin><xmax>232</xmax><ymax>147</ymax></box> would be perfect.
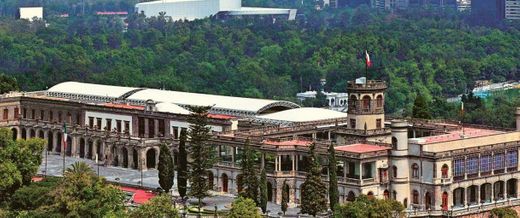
<box><xmin>43</xmin><ymin>130</ymin><xmax>49</xmax><ymax>141</ymax></box>
<box><xmin>91</xmin><ymin>140</ymin><xmax>97</xmax><ymax>160</ymax></box>
<box><xmin>492</xmin><ymin>185</ymin><xmax>495</xmax><ymax>202</ymax></box>
<box><xmin>144</xmin><ymin>119</ymin><xmax>149</xmax><ymax>138</ymax></box>
<box><xmin>343</xmin><ymin>160</ymin><xmax>347</xmax><ymax>179</ymax></box>
<box><xmin>261</xmin><ymin>153</ymin><xmax>265</xmax><ymax>169</ymax></box>
<box><xmin>155</xmin><ymin>147</ymin><xmax>159</xmax><ymax>169</ymax></box>
<box><xmin>27</xmin><ymin>127</ymin><xmax>32</xmax><ymax>139</ymax></box>
<box><xmin>128</xmin><ymin>147</ymin><xmax>134</xmax><ymax>169</ymax></box>
<box><xmin>231</xmin><ymin>147</ymin><xmax>235</xmax><ymax>166</ymax></box>
<box><xmin>52</xmin><ymin>131</ymin><xmax>58</xmax><ymax>152</ymax></box>
<box><xmin>140</xmin><ymin>148</ymin><xmax>147</xmax><ymax>171</ymax></box>
<box><xmin>71</xmin><ymin>135</ymin><xmax>78</xmax><ymax>157</ymax></box>
<box><xmin>154</xmin><ymin>119</ymin><xmax>159</xmax><ymax>137</ymax></box>
<box><xmin>17</xmin><ymin>127</ymin><xmax>22</xmax><ymax>139</ymax></box>
<box><xmin>476</xmin><ymin>185</ymin><xmax>481</xmax><ymax>205</ymax></box>
<box><xmin>291</xmin><ymin>154</ymin><xmax>296</xmax><ymax>173</ymax></box>
<box><xmin>275</xmin><ymin>155</ymin><xmax>279</xmax><ymax>172</ymax></box>
<box><xmin>359</xmin><ymin>162</ymin><xmax>363</xmax><ymax>185</ymax></box>
<box><xmin>85</xmin><ymin>139</ymin><xmax>91</xmax><ymax>159</ymax></box>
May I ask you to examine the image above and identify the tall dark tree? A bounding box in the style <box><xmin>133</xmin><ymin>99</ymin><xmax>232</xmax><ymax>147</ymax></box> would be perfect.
<box><xmin>238</xmin><ymin>139</ymin><xmax>259</xmax><ymax>204</ymax></box>
<box><xmin>259</xmin><ymin>168</ymin><xmax>268</xmax><ymax>214</ymax></box>
<box><xmin>328</xmin><ymin>142</ymin><xmax>339</xmax><ymax>211</ymax></box>
<box><xmin>300</xmin><ymin>143</ymin><xmax>327</xmax><ymax>216</ymax></box>
<box><xmin>412</xmin><ymin>94</ymin><xmax>432</xmax><ymax>119</ymax></box>
<box><xmin>177</xmin><ymin>129</ymin><xmax>188</xmax><ymax>198</ymax></box>
<box><xmin>158</xmin><ymin>143</ymin><xmax>174</xmax><ymax>193</ymax></box>
<box><xmin>187</xmin><ymin>106</ymin><xmax>215</xmax><ymax>211</ymax></box>
<box><xmin>281</xmin><ymin>180</ymin><xmax>289</xmax><ymax>215</ymax></box>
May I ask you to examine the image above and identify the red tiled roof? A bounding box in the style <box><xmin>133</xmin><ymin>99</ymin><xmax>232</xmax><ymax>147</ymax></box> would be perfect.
<box><xmin>119</xmin><ymin>186</ymin><xmax>156</xmax><ymax>204</ymax></box>
<box><xmin>208</xmin><ymin>114</ymin><xmax>236</xmax><ymax>120</ymax></box>
<box><xmin>263</xmin><ymin>139</ymin><xmax>312</xmax><ymax>146</ymax></box>
<box><xmin>103</xmin><ymin>103</ymin><xmax>144</xmax><ymax>110</ymax></box>
<box><xmin>335</xmin><ymin>143</ymin><xmax>390</xmax><ymax>153</ymax></box>
<box><xmin>420</xmin><ymin>127</ymin><xmax>502</xmax><ymax>144</ymax></box>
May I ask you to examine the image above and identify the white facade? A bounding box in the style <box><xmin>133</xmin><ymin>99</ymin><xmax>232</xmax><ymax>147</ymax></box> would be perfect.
<box><xmin>84</xmin><ymin>111</ymin><xmax>132</xmax><ymax>133</ymax></box>
<box><xmin>135</xmin><ymin>0</ymin><xmax>296</xmax><ymax>21</ymax></box>
<box><xmin>19</xmin><ymin>7</ymin><xmax>43</xmax><ymax>21</ymax></box>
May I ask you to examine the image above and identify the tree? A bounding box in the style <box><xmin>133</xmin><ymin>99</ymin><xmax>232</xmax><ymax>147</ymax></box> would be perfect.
<box><xmin>187</xmin><ymin>106</ymin><xmax>216</xmax><ymax>211</ymax></box>
<box><xmin>177</xmin><ymin>128</ymin><xmax>188</xmax><ymax>198</ymax></box>
<box><xmin>281</xmin><ymin>180</ymin><xmax>289</xmax><ymax>215</ymax></box>
<box><xmin>0</xmin><ymin>161</ymin><xmax>22</xmax><ymax>202</ymax></box>
<box><xmin>0</xmin><ymin>74</ymin><xmax>18</xmax><ymax>94</ymax></box>
<box><xmin>158</xmin><ymin>143</ymin><xmax>174</xmax><ymax>193</ymax></box>
<box><xmin>412</xmin><ymin>94</ymin><xmax>432</xmax><ymax>119</ymax></box>
<box><xmin>334</xmin><ymin>195</ymin><xmax>404</xmax><ymax>218</ymax></box>
<box><xmin>259</xmin><ymin>168</ymin><xmax>268</xmax><ymax>214</ymax></box>
<box><xmin>49</xmin><ymin>162</ymin><xmax>126</xmax><ymax>217</ymax></box>
<box><xmin>227</xmin><ymin>197</ymin><xmax>262</xmax><ymax>218</ymax></box>
<box><xmin>328</xmin><ymin>142</ymin><xmax>339</xmax><ymax>211</ymax></box>
<box><xmin>300</xmin><ymin>143</ymin><xmax>327</xmax><ymax>216</ymax></box>
<box><xmin>130</xmin><ymin>194</ymin><xmax>179</xmax><ymax>218</ymax></box>
<box><xmin>238</xmin><ymin>139</ymin><xmax>259</xmax><ymax>204</ymax></box>
<box><xmin>490</xmin><ymin>207</ymin><xmax>518</xmax><ymax>218</ymax></box>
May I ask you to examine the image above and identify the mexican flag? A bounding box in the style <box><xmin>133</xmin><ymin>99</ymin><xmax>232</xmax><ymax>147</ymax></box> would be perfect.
<box><xmin>365</xmin><ymin>50</ymin><xmax>372</xmax><ymax>68</ymax></box>
<box><xmin>62</xmin><ymin>123</ymin><xmax>68</xmax><ymax>152</ymax></box>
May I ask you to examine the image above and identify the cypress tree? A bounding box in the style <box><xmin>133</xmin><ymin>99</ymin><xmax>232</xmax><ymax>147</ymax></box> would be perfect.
<box><xmin>158</xmin><ymin>143</ymin><xmax>174</xmax><ymax>193</ymax></box>
<box><xmin>281</xmin><ymin>180</ymin><xmax>289</xmax><ymax>215</ymax></box>
<box><xmin>300</xmin><ymin>143</ymin><xmax>327</xmax><ymax>216</ymax></box>
<box><xmin>187</xmin><ymin>106</ymin><xmax>215</xmax><ymax>211</ymax></box>
<box><xmin>238</xmin><ymin>139</ymin><xmax>259</xmax><ymax>204</ymax></box>
<box><xmin>328</xmin><ymin>141</ymin><xmax>339</xmax><ymax>211</ymax></box>
<box><xmin>177</xmin><ymin>128</ymin><xmax>188</xmax><ymax>198</ymax></box>
<box><xmin>412</xmin><ymin>94</ymin><xmax>432</xmax><ymax>119</ymax></box>
<box><xmin>259</xmin><ymin>168</ymin><xmax>268</xmax><ymax>214</ymax></box>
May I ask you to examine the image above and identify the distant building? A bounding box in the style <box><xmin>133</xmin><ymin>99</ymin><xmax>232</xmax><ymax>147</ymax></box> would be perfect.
<box><xmin>457</xmin><ymin>0</ymin><xmax>471</xmax><ymax>11</ymax></box>
<box><xmin>296</xmin><ymin>90</ymin><xmax>348</xmax><ymax>111</ymax></box>
<box><xmin>505</xmin><ymin>0</ymin><xmax>520</xmax><ymax>19</ymax></box>
<box><xmin>373</xmin><ymin>0</ymin><xmax>410</xmax><ymax>10</ymax></box>
<box><xmin>19</xmin><ymin>7</ymin><xmax>43</xmax><ymax>21</ymax></box>
<box><xmin>135</xmin><ymin>0</ymin><xmax>297</xmax><ymax>21</ymax></box>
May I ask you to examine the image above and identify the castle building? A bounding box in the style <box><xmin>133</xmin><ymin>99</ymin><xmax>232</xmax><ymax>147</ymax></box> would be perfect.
<box><xmin>1</xmin><ymin>80</ymin><xmax>519</xmax><ymax>216</ymax></box>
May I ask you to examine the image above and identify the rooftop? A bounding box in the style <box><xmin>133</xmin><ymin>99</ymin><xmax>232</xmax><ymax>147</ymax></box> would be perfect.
<box><xmin>263</xmin><ymin>139</ymin><xmax>312</xmax><ymax>147</ymax></box>
<box><xmin>335</xmin><ymin>143</ymin><xmax>390</xmax><ymax>153</ymax></box>
<box><xmin>255</xmin><ymin>107</ymin><xmax>347</xmax><ymax>124</ymax></box>
<box><xmin>417</xmin><ymin>127</ymin><xmax>504</xmax><ymax>144</ymax></box>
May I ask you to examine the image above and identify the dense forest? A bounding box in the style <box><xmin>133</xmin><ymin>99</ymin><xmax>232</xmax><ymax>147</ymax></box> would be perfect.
<box><xmin>0</xmin><ymin>4</ymin><xmax>519</xmax><ymax>126</ymax></box>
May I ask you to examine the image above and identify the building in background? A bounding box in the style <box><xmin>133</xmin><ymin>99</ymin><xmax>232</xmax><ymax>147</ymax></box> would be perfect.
<box><xmin>505</xmin><ymin>0</ymin><xmax>520</xmax><ymax>19</ymax></box>
<box><xmin>135</xmin><ymin>0</ymin><xmax>297</xmax><ymax>21</ymax></box>
<box><xmin>19</xmin><ymin>7</ymin><xmax>43</xmax><ymax>21</ymax></box>
<box><xmin>457</xmin><ymin>0</ymin><xmax>471</xmax><ymax>11</ymax></box>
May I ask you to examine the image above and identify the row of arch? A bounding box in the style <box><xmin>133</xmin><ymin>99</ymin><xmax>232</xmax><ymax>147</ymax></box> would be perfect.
<box><xmin>12</xmin><ymin>127</ymin><xmax>159</xmax><ymax>170</ymax></box>
<box><xmin>453</xmin><ymin>179</ymin><xmax>517</xmax><ymax>208</ymax></box>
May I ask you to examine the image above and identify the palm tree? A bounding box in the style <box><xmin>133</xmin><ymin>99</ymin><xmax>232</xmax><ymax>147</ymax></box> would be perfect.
<box><xmin>65</xmin><ymin>162</ymin><xmax>95</xmax><ymax>178</ymax></box>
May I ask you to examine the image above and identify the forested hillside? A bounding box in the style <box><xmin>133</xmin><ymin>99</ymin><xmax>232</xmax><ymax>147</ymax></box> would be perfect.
<box><xmin>0</xmin><ymin>6</ymin><xmax>519</xmax><ymax>123</ymax></box>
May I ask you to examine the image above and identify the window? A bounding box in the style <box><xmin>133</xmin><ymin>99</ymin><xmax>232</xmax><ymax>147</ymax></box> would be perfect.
<box><xmin>392</xmin><ymin>165</ymin><xmax>397</xmax><ymax>178</ymax></box>
<box><xmin>441</xmin><ymin>164</ymin><xmax>449</xmax><ymax>178</ymax></box>
<box><xmin>173</xmin><ymin>126</ymin><xmax>178</xmax><ymax>139</ymax></box>
<box><xmin>124</xmin><ymin>121</ymin><xmax>130</xmax><ymax>133</ymax></box>
<box><xmin>106</xmin><ymin>119</ymin><xmax>112</xmax><ymax>131</ymax></box>
<box><xmin>376</xmin><ymin>119</ymin><xmax>382</xmax><ymax>129</ymax></box>
<box><xmin>507</xmin><ymin>150</ymin><xmax>518</xmax><ymax>168</ymax></box>
<box><xmin>31</xmin><ymin>109</ymin><xmax>35</xmax><ymax>119</ymax></box>
<box><xmin>96</xmin><ymin>118</ymin><xmax>102</xmax><ymax>130</ymax></box>
<box><xmin>88</xmin><ymin>117</ymin><xmax>94</xmax><ymax>128</ymax></box>
<box><xmin>480</xmin><ymin>155</ymin><xmax>492</xmax><ymax>173</ymax></box>
<box><xmin>466</xmin><ymin>156</ymin><xmax>478</xmax><ymax>175</ymax></box>
<box><xmin>412</xmin><ymin>190</ymin><xmax>419</xmax><ymax>204</ymax></box>
<box><xmin>50</xmin><ymin>111</ymin><xmax>54</xmax><ymax>121</ymax></box>
<box><xmin>14</xmin><ymin>108</ymin><xmax>19</xmax><ymax>119</ymax></box>
<box><xmin>40</xmin><ymin>110</ymin><xmax>44</xmax><ymax>120</ymax></box>
<box><xmin>76</xmin><ymin>113</ymin><xmax>81</xmax><ymax>125</ymax></box>
<box><xmin>116</xmin><ymin>120</ymin><xmax>122</xmax><ymax>132</ymax></box>
<box><xmin>362</xmin><ymin>96</ymin><xmax>371</xmax><ymax>110</ymax></box>
<box><xmin>495</xmin><ymin>153</ymin><xmax>505</xmax><ymax>169</ymax></box>
<box><xmin>350</xmin><ymin>119</ymin><xmax>356</xmax><ymax>129</ymax></box>
<box><xmin>23</xmin><ymin>108</ymin><xmax>27</xmax><ymax>118</ymax></box>
<box><xmin>376</xmin><ymin>95</ymin><xmax>383</xmax><ymax>107</ymax></box>
<box><xmin>58</xmin><ymin>112</ymin><xmax>62</xmax><ymax>123</ymax></box>
<box><xmin>412</xmin><ymin>163</ymin><xmax>419</xmax><ymax>178</ymax></box>
<box><xmin>392</xmin><ymin>137</ymin><xmax>398</xmax><ymax>150</ymax></box>
<box><xmin>3</xmin><ymin>109</ymin><xmax>8</xmax><ymax>120</ymax></box>
<box><xmin>454</xmin><ymin>158</ymin><xmax>465</xmax><ymax>177</ymax></box>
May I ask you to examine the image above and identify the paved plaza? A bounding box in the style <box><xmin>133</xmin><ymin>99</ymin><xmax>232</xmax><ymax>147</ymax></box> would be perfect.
<box><xmin>38</xmin><ymin>152</ymin><xmax>305</xmax><ymax>217</ymax></box>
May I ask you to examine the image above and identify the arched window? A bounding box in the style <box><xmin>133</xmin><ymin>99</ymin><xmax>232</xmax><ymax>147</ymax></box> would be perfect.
<box><xmin>441</xmin><ymin>164</ymin><xmax>449</xmax><ymax>178</ymax></box>
<box><xmin>393</xmin><ymin>190</ymin><xmax>397</xmax><ymax>200</ymax></box>
<box><xmin>367</xmin><ymin>191</ymin><xmax>374</xmax><ymax>199</ymax></box>
<box><xmin>412</xmin><ymin>190</ymin><xmax>419</xmax><ymax>204</ymax></box>
<box><xmin>392</xmin><ymin>165</ymin><xmax>397</xmax><ymax>178</ymax></box>
<box><xmin>412</xmin><ymin>163</ymin><xmax>419</xmax><ymax>178</ymax></box>
<box><xmin>383</xmin><ymin>190</ymin><xmax>390</xmax><ymax>200</ymax></box>
<box><xmin>391</xmin><ymin>137</ymin><xmax>398</xmax><ymax>150</ymax></box>
<box><xmin>362</xmin><ymin>96</ymin><xmax>371</xmax><ymax>110</ymax></box>
<box><xmin>403</xmin><ymin>198</ymin><xmax>408</xmax><ymax>208</ymax></box>
<box><xmin>376</xmin><ymin>95</ymin><xmax>383</xmax><ymax>107</ymax></box>
<box><xmin>349</xmin><ymin>95</ymin><xmax>358</xmax><ymax>111</ymax></box>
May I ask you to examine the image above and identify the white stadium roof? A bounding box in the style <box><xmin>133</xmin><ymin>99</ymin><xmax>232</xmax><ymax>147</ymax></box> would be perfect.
<box><xmin>47</xmin><ymin>81</ymin><xmax>299</xmax><ymax>116</ymax></box>
<box><xmin>156</xmin><ymin>102</ymin><xmax>191</xmax><ymax>115</ymax></box>
<box><xmin>255</xmin><ymin>107</ymin><xmax>347</xmax><ymax>124</ymax></box>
